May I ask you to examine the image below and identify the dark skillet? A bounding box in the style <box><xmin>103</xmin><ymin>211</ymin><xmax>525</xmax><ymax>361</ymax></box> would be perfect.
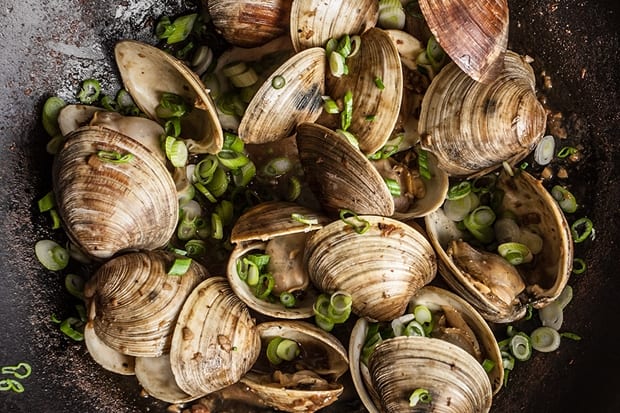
<box><xmin>0</xmin><ymin>0</ymin><xmax>618</xmax><ymax>412</ymax></box>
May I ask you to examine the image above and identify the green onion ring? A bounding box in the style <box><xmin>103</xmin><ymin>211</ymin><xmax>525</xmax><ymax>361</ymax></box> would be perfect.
<box><xmin>339</xmin><ymin>209</ymin><xmax>370</xmax><ymax>234</ymax></box>
<box><xmin>168</xmin><ymin>257</ymin><xmax>193</xmax><ymax>276</ymax></box>
<box><xmin>271</xmin><ymin>75</ymin><xmax>286</xmax><ymax>89</ymax></box>
<box><xmin>572</xmin><ymin>258</ymin><xmax>587</xmax><ymax>274</ymax></box>
<box><xmin>447</xmin><ymin>181</ymin><xmax>472</xmax><ymax>201</ymax></box>
<box><xmin>530</xmin><ymin>326</ymin><xmax>561</xmax><ymax>352</ymax></box>
<box><xmin>509</xmin><ymin>332</ymin><xmax>532</xmax><ymax>361</ymax></box>
<box><xmin>59</xmin><ymin>317</ymin><xmax>84</xmax><ymax>341</ymax></box>
<box><xmin>409</xmin><ymin>388</ymin><xmax>432</xmax><ymax>407</ymax></box>
<box><xmin>571</xmin><ymin>217</ymin><xmax>594</xmax><ymax>243</ymax></box>
<box><xmin>279</xmin><ymin>292</ymin><xmax>296</xmax><ymax>308</ymax></box>
<box><xmin>0</xmin><ymin>379</ymin><xmax>25</xmax><ymax>393</ymax></box>
<box><xmin>1</xmin><ymin>362</ymin><xmax>32</xmax><ymax>379</ymax></box>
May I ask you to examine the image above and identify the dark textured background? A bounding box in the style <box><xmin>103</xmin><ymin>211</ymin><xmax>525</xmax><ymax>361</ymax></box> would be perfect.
<box><xmin>0</xmin><ymin>0</ymin><xmax>618</xmax><ymax>412</ymax></box>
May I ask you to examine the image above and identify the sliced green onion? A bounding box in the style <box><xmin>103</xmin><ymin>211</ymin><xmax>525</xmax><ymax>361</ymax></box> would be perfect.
<box><xmin>217</xmin><ymin>150</ymin><xmax>250</xmax><ymax>170</ymax></box>
<box><xmin>374</xmin><ymin>76</ymin><xmax>385</xmax><ymax>90</ymax></box>
<box><xmin>412</xmin><ymin>305</ymin><xmax>432</xmax><ymax>324</ymax></box>
<box><xmin>49</xmin><ymin>209</ymin><xmax>61</xmax><ymax>230</ymax></box>
<box><xmin>276</xmin><ymin>339</ymin><xmax>300</xmax><ymax>361</ymax></box>
<box><xmin>571</xmin><ymin>217</ymin><xmax>593</xmax><ymax>243</ymax></box>
<box><xmin>211</xmin><ymin>213</ymin><xmax>223</xmax><ymax>240</ymax></box>
<box><xmin>443</xmin><ymin>193</ymin><xmax>474</xmax><ymax>221</ymax></box>
<box><xmin>165</xmin><ymin>136</ymin><xmax>188</xmax><ymax>167</ymax></box>
<box><xmin>501</xmin><ymin>350</ymin><xmax>515</xmax><ymax>371</ymax></box>
<box><xmin>77</xmin><ymin>79</ymin><xmax>101</xmax><ymax>104</ymax></box>
<box><xmin>530</xmin><ymin>326</ymin><xmax>561</xmax><ymax>352</ymax></box>
<box><xmin>322</xmin><ymin>96</ymin><xmax>340</xmax><ymax>114</ymax></box>
<box><xmin>193</xmin><ymin>182</ymin><xmax>216</xmax><ymax>203</ymax></box>
<box><xmin>37</xmin><ymin>191</ymin><xmax>55</xmax><ymax>212</ymax></box>
<box><xmin>328</xmin><ymin>51</ymin><xmax>347</xmax><ymax>77</ymax></box>
<box><xmin>64</xmin><ymin>273</ymin><xmax>85</xmax><ymax>300</ymax></box>
<box><xmin>551</xmin><ymin>185</ymin><xmax>578</xmax><ymax>213</ymax></box>
<box><xmin>403</xmin><ymin>320</ymin><xmax>425</xmax><ymax>337</ymax></box>
<box><xmin>165</xmin><ymin>117</ymin><xmax>182</xmax><ymax>137</ymax></box>
<box><xmin>336</xmin><ymin>34</ymin><xmax>352</xmax><ymax>57</ymax></box>
<box><xmin>337</xmin><ymin>129</ymin><xmax>359</xmax><ymax>148</ymax></box>
<box><xmin>168</xmin><ymin>257</ymin><xmax>193</xmax><ymax>276</ymax></box>
<box><xmin>194</xmin><ymin>155</ymin><xmax>219</xmax><ymax>184</ymax></box>
<box><xmin>368</xmin><ymin>134</ymin><xmax>403</xmax><ymax>160</ymax></box>
<box><xmin>339</xmin><ymin>209</ymin><xmax>370</xmax><ymax>234</ymax></box>
<box><xmin>534</xmin><ymin>135</ymin><xmax>556</xmax><ymax>166</ymax></box>
<box><xmin>266</xmin><ymin>336</ymin><xmax>284</xmax><ymax>364</ymax></box>
<box><xmin>361</xmin><ymin>329</ymin><xmax>383</xmax><ymax>365</ymax></box>
<box><xmin>185</xmin><ymin>239</ymin><xmax>207</xmax><ymax>257</ymax></box>
<box><xmin>417</xmin><ymin>149</ymin><xmax>431</xmax><ymax>180</ymax></box>
<box><xmin>330</xmin><ymin>291</ymin><xmax>352</xmax><ymax>313</ymax></box>
<box><xmin>497</xmin><ymin>242</ymin><xmax>533</xmax><ymax>265</ymax></box>
<box><xmin>222</xmin><ymin>61</ymin><xmax>248</xmax><ymax>77</ymax></box>
<box><xmin>223</xmin><ymin>132</ymin><xmax>244</xmax><ymax>153</ymax></box>
<box><xmin>557</xmin><ymin>146</ymin><xmax>578</xmax><ymax>159</ymax></box>
<box><xmin>482</xmin><ymin>359</ymin><xmax>495</xmax><ymax>373</ymax></box>
<box><xmin>42</xmin><ymin>96</ymin><xmax>67</xmax><ymax>136</ymax></box>
<box><xmin>572</xmin><ymin>257</ymin><xmax>587</xmax><ymax>274</ymax></box>
<box><xmin>229</xmin><ymin>67</ymin><xmax>258</xmax><ymax>88</ymax></box>
<box><xmin>35</xmin><ymin>239</ymin><xmax>69</xmax><ymax>271</ymax></box>
<box><xmin>165</xmin><ymin>13</ymin><xmax>197</xmax><ymax>44</ymax></box>
<box><xmin>555</xmin><ymin>285</ymin><xmax>573</xmax><ymax>310</ymax></box>
<box><xmin>509</xmin><ymin>332</ymin><xmax>532</xmax><ymax>361</ymax></box>
<box><xmin>525</xmin><ymin>304</ymin><xmax>534</xmax><ymax>320</ymax></box>
<box><xmin>560</xmin><ymin>332</ymin><xmax>582</xmax><ymax>341</ymax></box>
<box><xmin>539</xmin><ymin>300</ymin><xmax>563</xmax><ymax>330</ymax></box>
<box><xmin>245</xmin><ymin>253</ymin><xmax>270</xmax><ymax>268</ymax></box>
<box><xmin>0</xmin><ymin>379</ymin><xmax>24</xmax><ymax>393</ymax></box>
<box><xmin>341</xmin><ymin>90</ymin><xmax>353</xmax><ymax>131</ymax></box>
<box><xmin>60</xmin><ymin>317</ymin><xmax>84</xmax><ymax>341</ymax></box>
<box><xmin>447</xmin><ymin>181</ymin><xmax>472</xmax><ymax>201</ymax></box>
<box><xmin>384</xmin><ymin>178</ymin><xmax>401</xmax><ymax>196</ymax></box>
<box><xmin>232</xmin><ymin>161</ymin><xmax>256</xmax><ymax>187</ymax></box>
<box><xmin>205</xmin><ymin>167</ymin><xmax>229</xmax><ymax>197</ymax></box>
<box><xmin>1</xmin><ymin>362</ymin><xmax>32</xmax><ymax>379</ymax></box>
<box><xmin>378</xmin><ymin>3</ymin><xmax>406</xmax><ymax>30</ymax></box>
<box><xmin>426</xmin><ymin>36</ymin><xmax>446</xmax><ymax>69</ymax></box>
<box><xmin>291</xmin><ymin>213</ymin><xmax>319</xmax><ymax>225</ymax></box>
<box><xmin>325</xmin><ymin>38</ymin><xmax>338</xmax><ymax>55</ymax></box>
<box><xmin>271</xmin><ymin>75</ymin><xmax>286</xmax><ymax>89</ymax></box>
<box><xmin>156</xmin><ymin>92</ymin><xmax>189</xmax><ymax>119</ymax></box>
<box><xmin>348</xmin><ymin>35</ymin><xmax>361</xmax><ymax>57</ymax></box>
<box><xmin>254</xmin><ymin>273</ymin><xmax>275</xmax><ymax>299</ymax></box>
<box><xmin>97</xmin><ymin>150</ymin><xmax>134</xmax><ymax>164</ymax></box>
<box><xmin>409</xmin><ymin>388</ymin><xmax>431</xmax><ymax>407</ymax></box>
<box><xmin>286</xmin><ymin>176</ymin><xmax>302</xmax><ymax>201</ymax></box>
<box><xmin>280</xmin><ymin>292</ymin><xmax>296</xmax><ymax>308</ymax></box>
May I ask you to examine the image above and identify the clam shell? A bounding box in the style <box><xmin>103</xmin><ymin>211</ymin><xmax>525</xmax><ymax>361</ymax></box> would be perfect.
<box><xmin>238</xmin><ymin>47</ymin><xmax>325</xmax><ymax>144</ymax></box>
<box><xmin>320</xmin><ymin>27</ymin><xmax>404</xmax><ymax>155</ymax></box>
<box><xmin>115</xmin><ymin>40</ymin><xmax>223</xmax><ymax>154</ymax></box>
<box><xmin>52</xmin><ymin>126</ymin><xmax>178</xmax><ymax>259</ymax></box>
<box><xmin>419</xmin><ymin>50</ymin><xmax>547</xmax><ymax>177</ymax></box>
<box><xmin>418</xmin><ymin>0</ymin><xmax>509</xmax><ymax>82</ymax></box>
<box><xmin>84</xmin><ymin>251</ymin><xmax>208</xmax><ymax>357</ymax></box>
<box><xmin>305</xmin><ymin>215</ymin><xmax>436</xmax><ymax>321</ymax></box>
<box><xmin>134</xmin><ymin>355</ymin><xmax>195</xmax><ymax>404</ymax></box>
<box><xmin>370</xmin><ymin>336</ymin><xmax>492</xmax><ymax>412</ymax></box>
<box><xmin>84</xmin><ymin>321</ymin><xmax>135</xmax><ymax>376</ymax></box>
<box><xmin>424</xmin><ymin>169</ymin><xmax>573</xmax><ymax>322</ymax></box>
<box><xmin>170</xmin><ymin>276</ymin><xmax>261</xmax><ymax>397</ymax></box>
<box><xmin>240</xmin><ymin>320</ymin><xmax>348</xmax><ymax>412</ymax></box>
<box><xmin>207</xmin><ymin>0</ymin><xmax>292</xmax><ymax>48</ymax></box>
<box><xmin>289</xmin><ymin>0</ymin><xmax>378</xmax><ymax>52</ymax></box>
<box><xmin>296</xmin><ymin>122</ymin><xmax>395</xmax><ymax>216</ymax></box>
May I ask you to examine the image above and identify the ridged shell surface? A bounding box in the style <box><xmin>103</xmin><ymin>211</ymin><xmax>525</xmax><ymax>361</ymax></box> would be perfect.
<box><xmin>52</xmin><ymin>126</ymin><xmax>178</xmax><ymax>259</ymax></box>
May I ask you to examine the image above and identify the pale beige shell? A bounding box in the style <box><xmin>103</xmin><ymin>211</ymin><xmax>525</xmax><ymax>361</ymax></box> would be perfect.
<box><xmin>240</xmin><ymin>320</ymin><xmax>349</xmax><ymax>412</ymax></box>
<box><xmin>52</xmin><ymin>126</ymin><xmax>178</xmax><ymax>259</ymax></box>
<box><xmin>84</xmin><ymin>321</ymin><xmax>135</xmax><ymax>376</ymax></box>
<box><xmin>418</xmin><ymin>0</ymin><xmax>509</xmax><ymax>82</ymax></box>
<box><xmin>207</xmin><ymin>0</ymin><xmax>292</xmax><ymax>48</ymax></box>
<box><xmin>419</xmin><ymin>51</ymin><xmax>547</xmax><ymax>178</ymax></box>
<box><xmin>319</xmin><ymin>27</ymin><xmax>403</xmax><ymax>155</ymax></box>
<box><xmin>424</xmin><ymin>170</ymin><xmax>573</xmax><ymax>322</ymax></box>
<box><xmin>84</xmin><ymin>251</ymin><xmax>208</xmax><ymax>357</ymax></box>
<box><xmin>114</xmin><ymin>40</ymin><xmax>223</xmax><ymax>154</ymax></box>
<box><xmin>289</xmin><ymin>0</ymin><xmax>378</xmax><ymax>52</ymax></box>
<box><xmin>370</xmin><ymin>336</ymin><xmax>492</xmax><ymax>412</ymax></box>
<box><xmin>349</xmin><ymin>286</ymin><xmax>503</xmax><ymax>413</ymax></box>
<box><xmin>170</xmin><ymin>276</ymin><xmax>261</xmax><ymax>397</ymax></box>
<box><xmin>134</xmin><ymin>355</ymin><xmax>195</xmax><ymax>404</ymax></box>
<box><xmin>238</xmin><ymin>47</ymin><xmax>326</xmax><ymax>144</ymax></box>
<box><xmin>304</xmin><ymin>215</ymin><xmax>436</xmax><ymax>322</ymax></box>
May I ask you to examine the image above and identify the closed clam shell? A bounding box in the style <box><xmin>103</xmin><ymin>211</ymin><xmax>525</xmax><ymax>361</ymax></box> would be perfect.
<box><xmin>207</xmin><ymin>0</ymin><xmax>292</xmax><ymax>48</ymax></box>
<box><xmin>84</xmin><ymin>320</ymin><xmax>135</xmax><ymax>376</ymax></box>
<box><xmin>418</xmin><ymin>0</ymin><xmax>509</xmax><ymax>83</ymax></box>
<box><xmin>419</xmin><ymin>51</ymin><xmax>547</xmax><ymax>177</ymax></box>
<box><xmin>134</xmin><ymin>354</ymin><xmax>195</xmax><ymax>404</ymax></box>
<box><xmin>320</xmin><ymin>27</ymin><xmax>403</xmax><ymax>155</ymax></box>
<box><xmin>238</xmin><ymin>47</ymin><xmax>325</xmax><ymax>144</ymax></box>
<box><xmin>52</xmin><ymin>126</ymin><xmax>178</xmax><ymax>259</ymax></box>
<box><xmin>289</xmin><ymin>0</ymin><xmax>378</xmax><ymax>52</ymax></box>
<box><xmin>84</xmin><ymin>251</ymin><xmax>208</xmax><ymax>357</ymax></box>
<box><xmin>424</xmin><ymin>169</ymin><xmax>573</xmax><ymax>322</ymax></box>
<box><xmin>115</xmin><ymin>40</ymin><xmax>223</xmax><ymax>154</ymax></box>
<box><xmin>296</xmin><ymin>122</ymin><xmax>395</xmax><ymax>216</ymax></box>
<box><xmin>305</xmin><ymin>215</ymin><xmax>436</xmax><ymax>322</ymax></box>
<box><xmin>170</xmin><ymin>276</ymin><xmax>261</xmax><ymax>397</ymax></box>
<box><xmin>240</xmin><ymin>320</ymin><xmax>348</xmax><ymax>412</ymax></box>
<box><xmin>370</xmin><ymin>336</ymin><xmax>493</xmax><ymax>412</ymax></box>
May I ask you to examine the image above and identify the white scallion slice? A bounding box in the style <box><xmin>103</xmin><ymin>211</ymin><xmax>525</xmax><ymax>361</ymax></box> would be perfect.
<box><xmin>534</xmin><ymin>134</ymin><xmax>556</xmax><ymax>166</ymax></box>
<box><xmin>328</xmin><ymin>51</ymin><xmax>347</xmax><ymax>77</ymax></box>
<box><xmin>35</xmin><ymin>239</ymin><xmax>69</xmax><ymax>271</ymax></box>
<box><xmin>539</xmin><ymin>300</ymin><xmax>564</xmax><ymax>330</ymax></box>
<box><xmin>555</xmin><ymin>284</ymin><xmax>574</xmax><ymax>310</ymax></box>
<box><xmin>531</xmin><ymin>326</ymin><xmax>561</xmax><ymax>352</ymax></box>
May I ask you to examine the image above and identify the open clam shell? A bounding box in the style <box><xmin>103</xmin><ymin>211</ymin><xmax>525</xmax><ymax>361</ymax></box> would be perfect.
<box><xmin>170</xmin><ymin>276</ymin><xmax>261</xmax><ymax>398</ymax></box>
<box><xmin>228</xmin><ymin>201</ymin><xmax>327</xmax><ymax>319</ymax></box>
<box><xmin>418</xmin><ymin>0</ymin><xmax>509</xmax><ymax>83</ymax></box>
<box><xmin>207</xmin><ymin>0</ymin><xmax>292</xmax><ymax>48</ymax></box>
<box><xmin>84</xmin><ymin>251</ymin><xmax>208</xmax><ymax>357</ymax></box>
<box><xmin>320</xmin><ymin>27</ymin><xmax>403</xmax><ymax>155</ymax></box>
<box><xmin>289</xmin><ymin>0</ymin><xmax>378</xmax><ymax>52</ymax></box>
<box><xmin>305</xmin><ymin>215</ymin><xmax>436</xmax><ymax>322</ymax></box>
<box><xmin>237</xmin><ymin>47</ymin><xmax>325</xmax><ymax>144</ymax></box>
<box><xmin>350</xmin><ymin>286</ymin><xmax>501</xmax><ymax>413</ymax></box>
<box><xmin>419</xmin><ymin>50</ymin><xmax>546</xmax><ymax>178</ymax></box>
<box><xmin>52</xmin><ymin>126</ymin><xmax>178</xmax><ymax>259</ymax></box>
<box><xmin>240</xmin><ymin>320</ymin><xmax>349</xmax><ymax>412</ymax></box>
<box><xmin>424</xmin><ymin>170</ymin><xmax>573</xmax><ymax>322</ymax></box>
<box><xmin>115</xmin><ymin>40</ymin><xmax>223</xmax><ymax>154</ymax></box>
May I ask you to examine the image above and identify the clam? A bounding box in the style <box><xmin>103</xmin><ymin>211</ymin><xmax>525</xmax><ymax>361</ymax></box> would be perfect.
<box><xmin>84</xmin><ymin>250</ymin><xmax>208</xmax><ymax>357</ymax></box>
<box><xmin>418</xmin><ymin>0</ymin><xmax>509</xmax><ymax>82</ymax></box>
<box><xmin>52</xmin><ymin>125</ymin><xmax>178</xmax><ymax>259</ymax></box>
<box><xmin>419</xmin><ymin>50</ymin><xmax>547</xmax><ymax>177</ymax></box>
<box><xmin>84</xmin><ymin>320</ymin><xmax>135</xmax><ymax>376</ymax></box>
<box><xmin>237</xmin><ymin>46</ymin><xmax>326</xmax><ymax>144</ymax></box>
<box><xmin>296</xmin><ymin>123</ymin><xmax>448</xmax><ymax>218</ymax></box>
<box><xmin>228</xmin><ymin>201</ymin><xmax>330</xmax><ymax>319</ymax></box>
<box><xmin>206</xmin><ymin>0</ymin><xmax>292</xmax><ymax>48</ymax></box>
<box><xmin>289</xmin><ymin>0</ymin><xmax>378</xmax><ymax>52</ymax></box>
<box><xmin>239</xmin><ymin>320</ymin><xmax>349</xmax><ymax>412</ymax></box>
<box><xmin>169</xmin><ymin>276</ymin><xmax>261</xmax><ymax>397</ymax></box>
<box><xmin>134</xmin><ymin>354</ymin><xmax>195</xmax><ymax>404</ymax></box>
<box><xmin>424</xmin><ymin>169</ymin><xmax>573</xmax><ymax>322</ymax></box>
<box><xmin>114</xmin><ymin>40</ymin><xmax>223</xmax><ymax>154</ymax></box>
<box><xmin>349</xmin><ymin>286</ymin><xmax>502</xmax><ymax>413</ymax></box>
<box><xmin>304</xmin><ymin>215</ymin><xmax>437</xmax><ymax>322</ymax></box>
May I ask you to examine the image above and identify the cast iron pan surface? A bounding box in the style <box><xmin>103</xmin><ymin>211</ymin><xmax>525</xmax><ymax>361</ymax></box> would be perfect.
<box><xmin>1</xmin><ymin>0</ymin><xmax>618</xmax><ymax>412</ymax></box>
